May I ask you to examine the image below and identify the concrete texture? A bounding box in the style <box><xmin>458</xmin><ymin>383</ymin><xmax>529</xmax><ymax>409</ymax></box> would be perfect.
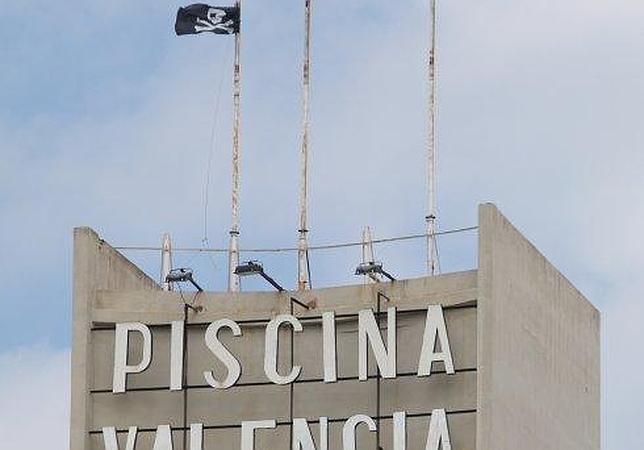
<box><xmin>71</xmin><ymin>227</ymin><xmax>160</xmax><ymax>450</ymax></box>
<box><xmin>477</xmin><ymin>203</ymin><xmax>600</xmax><ymax>450</ymax></box>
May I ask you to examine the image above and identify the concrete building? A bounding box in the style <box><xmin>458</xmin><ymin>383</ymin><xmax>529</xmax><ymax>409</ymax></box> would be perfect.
<box><xmin>70</xmin><ymin>204</ymin><xmax>600</xmax><ymax>449</ymax></box>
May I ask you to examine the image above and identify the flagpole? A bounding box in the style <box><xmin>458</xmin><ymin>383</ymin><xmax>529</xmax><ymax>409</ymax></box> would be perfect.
<box><xmin>228</xmin><ymin>0</ymin><xmax>242</xmax><ymax>292</ymax></box>
<box><xmin>297</xmin><ymin>0</ymin><xmax>312</xmax><ymax>290</ymax></box>
<box><xmin>426</xmin><ymin>0</ymin><xmax>438</xmax><ymax>275</ymax></box>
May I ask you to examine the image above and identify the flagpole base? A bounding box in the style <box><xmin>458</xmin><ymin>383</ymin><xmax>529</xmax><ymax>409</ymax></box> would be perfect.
<box><xmin>228</xmin><ymin>230</ymin><xmax>240</xmax><ymax>293</ymax></box>
<box><xmin>297</xmin><ymin>229</ymin><xmax>310</xmax><ymax>291</ymax></box>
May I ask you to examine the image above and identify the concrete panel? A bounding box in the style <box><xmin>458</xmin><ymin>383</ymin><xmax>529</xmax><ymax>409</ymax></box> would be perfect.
<box><xmin>380</xmin><ymin>372</ymin><xmax>476</xmax><ymax>415</ymax></box>
<box><xmin>72</xmin><ymin>227</ymin><xmax>160</xmax><ymax>450</ymax></box>
<box><xmin>186</xmin><ymin>385</ymin><xmax>290</xmax><ymax>425</ymax></box>
<box><xmin>289</xmin><ymin>270</ymin><xmax>478</xmax><ymax>318</ymax></box>
<box><xmin>92</xmin><ymin>327</ymin><xmax>171</xmax><ymax>391</ymax></box>
<box><xmin>292</xmin><ymin>372</ymin><xmax>475</xmax><ymax>420</ymax></box>
<box><xmin>477</xmin><ymin>204</ymin><xmax>600</xmax><ymax>450</ymax></box>
<box><xmin>203</xmin><ymin>426</ymin><xmax>290</xmax><ymax>449</ymax></box>
<box><xmin>293</xmin><ymin>379</ymin><xmax>377</xmax><ymax>420</ymax></box>
<box><xmin>91</xmin><ymin>390</ymin><xmax>184</xmax><ymax>430</ymax></box>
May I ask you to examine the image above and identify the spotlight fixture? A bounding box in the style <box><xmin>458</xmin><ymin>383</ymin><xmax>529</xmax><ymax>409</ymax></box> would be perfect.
<box><xmin>234</xmin><ymin>261</ymin><xmax>310</xmax><ymax>309</ymax></box>
<box><xmin>234</xmin><ymin>260</ymin><xmax>284</xmax><ymax>292</ymax></box>
<box><xmin>165</xmin><ymin>268</ymin><xmax>203</xmax><ymax>292</ymax></box>
<box><xmin>354</xmin><ymin>261</ymin><xmax>396</xmax><ymax>282</ymax></box>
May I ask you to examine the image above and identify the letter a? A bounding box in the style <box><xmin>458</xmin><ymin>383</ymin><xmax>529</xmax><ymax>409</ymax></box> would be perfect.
<box><xmin>425</xmin><ymin>409</ymin><xmax>451</xmax><ymax>450</ymax></box>
<box><xmin>418</xmin><ymin>306</ymin><xmax>455</xmax><ymax>376</ymax></box>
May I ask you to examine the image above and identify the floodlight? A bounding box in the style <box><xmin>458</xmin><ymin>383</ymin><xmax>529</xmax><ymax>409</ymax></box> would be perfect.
<box><xmin>234</xmin><ymin>261</ymin><xmax>265</xmax><ymax>278</ymax></box>
<box><xmin>235</xmin><ymin>261</ymin><xmax>285</xmax><ymax>292</ymax></box>
<box><xmin>234</xmin><ymin>261</ymin><xmax>311</xmax><ymax>310</ymax></box>
<box><xmin>165</xmin><ymin>268</ymin><xmax>203</xmax><ymax>292</ymax></box>
<box><xmin>354</xmin><ymin>261</ymin><xmax>396</xmax><ymax>282</ymax></box>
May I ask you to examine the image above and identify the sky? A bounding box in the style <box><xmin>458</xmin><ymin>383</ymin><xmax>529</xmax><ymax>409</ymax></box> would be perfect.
<box><xmin>0</xmin><ymin>0</ymin><xmax>642</xmax><ymax>448</ymax></box>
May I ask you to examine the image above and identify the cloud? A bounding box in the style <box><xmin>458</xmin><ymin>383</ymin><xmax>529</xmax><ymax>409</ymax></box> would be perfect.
<box><xmin>0</xmin><ymin>346</ymin><xmax>70</xmax><ymax>449</ymax></box>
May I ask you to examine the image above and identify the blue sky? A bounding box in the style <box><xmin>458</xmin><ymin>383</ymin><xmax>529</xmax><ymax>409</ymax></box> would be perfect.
<box><xmin>1</xmin><ymin>0</ymin><xmax>643</xmax><ymax>447</ymax></box>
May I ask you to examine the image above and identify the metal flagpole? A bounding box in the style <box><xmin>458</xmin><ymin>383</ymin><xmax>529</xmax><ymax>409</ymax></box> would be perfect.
<box><xmin>426</xmin><ymin>0</ymin><xmax>439</xmax><ymax>275</ymax></box>
<box><xmin>228</xmin><ymin>0</ymin><xmax>242</xmax><ymax>292</ymax></box>
<box><xmin>297</xmin><ymin>0</ymin><xmax>312</xmax><ymax>290</ymax></box>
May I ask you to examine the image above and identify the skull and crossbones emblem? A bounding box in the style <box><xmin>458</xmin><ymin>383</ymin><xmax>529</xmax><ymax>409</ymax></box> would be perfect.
<box><xmin>195</xmin><ymin>8</ymin><xmax>235</xmax><ymax>34</ymax></box>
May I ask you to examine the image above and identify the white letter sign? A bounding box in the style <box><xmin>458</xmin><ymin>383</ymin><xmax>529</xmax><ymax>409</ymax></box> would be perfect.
<box><xmin>112</xmin><ymin>322</ymin><xmax>152</xmax><ymax>393</ymax></box>
<box><xmin>292</xmin><ymin>417</ymin><xmax>328</xmax><ymax>450</ymax></box>
<box><xmin>204</xmin><ymin>319</ymin><xmax>243</xmax><ymax>389</ymax></box>
<box><xmin>190</xmin><ymin>423</ymin><xmax>203</xmax><ymax>450</ymax></box>
<box><xmin>425</xmin><ymin>409</ymin><xmax>451</xmax><ymax>450</ymax></box>
<box><xmin>418</xmin><ymin>306</ymin><xmax>455</xmax><ymax>376</ymax></box>
<box><xmin>342</xmin><ymin>414</ymin><xmax>377</xmax><ymax>450</ymax></box>
<box><xmin>241</xmin><ymin>420</ymin><xmax>277</xmax><ymax>450</ymax></box>
<box><xmin>170</xmin><ymin>321</ymin><xmax>184</xmax><ymax>391</ymax></box>
<box><xmin>358</xmin><ymin>307</ymin><xmax>396</xmax><ymax>380</ymax></box>
<box><xmin>322</xmin><ymin>312</ymin><xmax>337</xmax><ymax>383</ymax></box>
<box><xmin>393</xmin><ymin>411</ymin><xmax>406</xmax><ymax>450</ymax></box>
<box><xmin>152</xmin><ymin>424</ymin><xmax>173</xmax><ymax>450</ymax></box>
<box><xmin>102</xmin><ymin>426</ymin><xmax>137</xmax><ymax>450</ymax></box>
<box><xmin>265</xmin><ymin>315</ymin><xmax>303</xmax><ymax>384</ymax></box>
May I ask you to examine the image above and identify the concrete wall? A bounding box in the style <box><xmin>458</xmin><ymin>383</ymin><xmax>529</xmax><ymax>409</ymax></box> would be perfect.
<box><xmin>477</xmin><ymin>204</ymin><xmax>600</xmax><ymax>450</ymax></box>
<box><xmin>71</xmin><ymin>227</ymin><xmax>160</xmax><ymax>450</ymax></box>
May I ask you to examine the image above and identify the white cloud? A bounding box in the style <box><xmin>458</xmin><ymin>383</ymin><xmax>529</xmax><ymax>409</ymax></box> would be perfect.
<box><xmin>0</xmin><ymin>346</ymin><xmax>70</xmax><ymax>449</ymax></box>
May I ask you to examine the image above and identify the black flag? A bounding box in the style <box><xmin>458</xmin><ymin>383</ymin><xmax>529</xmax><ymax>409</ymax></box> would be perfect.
<box><xmin>175</xmin><ymin>4</ymin><xmax>240</xmax><ymax>36</ymax></box>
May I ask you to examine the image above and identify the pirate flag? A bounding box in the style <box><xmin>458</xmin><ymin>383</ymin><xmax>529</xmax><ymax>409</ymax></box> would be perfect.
<box><xmin>175</xmin><ymin>4</ymin><xmax>240</xmax><ymax>36</ymax></box>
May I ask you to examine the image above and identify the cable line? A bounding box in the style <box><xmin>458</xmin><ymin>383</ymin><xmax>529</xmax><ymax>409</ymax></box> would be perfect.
<box><xmin>112</xmin><ymin>225</ymin><xmax>478</xmax><ymax>254</ymax></box>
